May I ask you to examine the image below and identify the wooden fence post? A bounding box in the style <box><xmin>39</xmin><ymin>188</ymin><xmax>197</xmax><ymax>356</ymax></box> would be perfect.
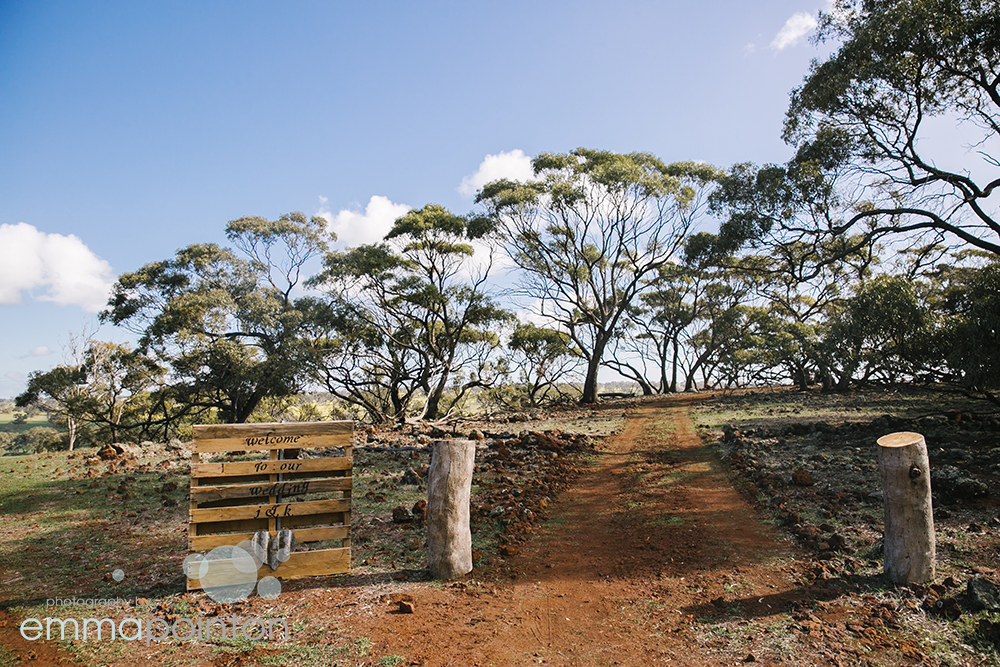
<box><xmin>877</xmin><ymin>431</ymin><xmax>935</xmax><ymax>585</ymax></box>
<box><xmin>427</xmin><ymin>439</ymin><xmax>475</xmax><ymax>579</ymax></box>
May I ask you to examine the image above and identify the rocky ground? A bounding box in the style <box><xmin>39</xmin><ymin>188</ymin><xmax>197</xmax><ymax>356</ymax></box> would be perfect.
<box><xmin>697</xmin><ymin>386</ymin><xmax>1000</xmax><ymax>660</ymax></box>
<box><xmin>3</xmin><ymin>386</ymin><xmax>1000</xmax><ymax>666</ymax></box>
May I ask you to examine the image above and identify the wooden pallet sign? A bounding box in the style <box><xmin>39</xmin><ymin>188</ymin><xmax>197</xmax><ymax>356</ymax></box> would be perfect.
<box><xmin>187</xmin><ymin>421</ymin><xmax>353</xmax><ymax>591</ymax></box>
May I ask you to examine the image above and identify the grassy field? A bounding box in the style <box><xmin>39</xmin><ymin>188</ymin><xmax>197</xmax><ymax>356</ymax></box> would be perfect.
<box><xmin>0</xmin><ymin>411</ymin><xmax>56</xmax><ymax>435</ymax></box>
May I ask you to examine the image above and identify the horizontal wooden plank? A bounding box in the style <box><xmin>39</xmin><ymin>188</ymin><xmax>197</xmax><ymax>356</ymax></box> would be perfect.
<box><xmin>191</xmin><ymin>477</ymin><xmax>352</xmax><ymax>502</ymax></box>
<box><xmin>186</xmin><ymin>547</ymin><xmax>350</xmax><ymax>590</ymax></box>
<box><xmin>193</xmin><ymin>421</ymin><xmax>353</xmax><ymax>453</ymax></box>
<box><xmin>194</xmin><ymin>496</ymin><xmax>262</xmax><ymax>510</ymax></box>
<box><xmin>191</xmin><ymin>498</ymin><xmax>350</xmax><ymax>524</ymax></box>
<box><xmin>191</xmin><ymin>457</ymin><xmax>351</xmax><ymax>478</ymax></box>
<box><xmin>194</xmin><ymin>512</ymin><xmax>347</xmax><ymax>535</ymax></box>
<box><xmin>189</xmin><ymin>525</ymin><xmax>350</xmax><ymax>551</ymax></box>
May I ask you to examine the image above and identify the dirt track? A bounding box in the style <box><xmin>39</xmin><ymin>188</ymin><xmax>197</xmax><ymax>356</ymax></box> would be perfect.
<box><xmin>352</xmin><ymin>396</ymin><xmax>820</xmax><ymax>666</ymax></box>
<box><xmin>3</xmin><ymin>395</ymin><xmax>926</xmax><ymax>666</ymax></box>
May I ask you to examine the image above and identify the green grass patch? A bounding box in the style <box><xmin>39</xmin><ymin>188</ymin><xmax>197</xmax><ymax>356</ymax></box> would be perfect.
<box><xmin>0</xmin><ymin>645</ymin><xmax>19</xmax><ymax>667</ymax></box>
<box><xmin>0</xmin><ymin>412</ymin><xmax>55</xmax><ymax>434</ymax></box>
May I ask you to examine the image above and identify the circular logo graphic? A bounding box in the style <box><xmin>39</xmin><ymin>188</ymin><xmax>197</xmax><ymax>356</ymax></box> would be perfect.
<box><xmin>184</xmin><ymin>544</ymin><xmax>283</xmax><ymax>603</ymax></box>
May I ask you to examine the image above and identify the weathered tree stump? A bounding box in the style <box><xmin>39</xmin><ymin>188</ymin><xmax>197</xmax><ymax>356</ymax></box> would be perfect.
<box><xmin>877</xmin><ymin>431</ymin><xmax>935</xmax><ymax>585</ymax></box>
<box><xmin>427</xmin><ymin>439</ymin><xmax>475</xmax><ymax>579</ymax></box>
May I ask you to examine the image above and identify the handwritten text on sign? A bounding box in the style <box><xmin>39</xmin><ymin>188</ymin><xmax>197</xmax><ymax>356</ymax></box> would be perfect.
<box><xmin>245</xmin><ymin>433</ymin><xmax>304</xmax><ymax>448</ymax></box>
<box><xmin>253</xmin><ymin>461</ymin><xmax>303</xmax><ymax>473</ymax></box>
<box><xmin>248</xmin><ymin>481</ymin><xmax>310</xmax><ymax>498</ymax></box>
<box><xmin>254</xmin><ymin>504</ymin><xmax>296</xmax><ymax>519</ymax></box>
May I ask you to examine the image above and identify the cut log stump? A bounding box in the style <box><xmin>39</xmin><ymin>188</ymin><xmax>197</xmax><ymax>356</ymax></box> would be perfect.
<box><xmin>877</xmin><ymin>431</ymin><xmax>935</xmax><ymax>585</ymax></box>
<box><xmin>427</xmin><ymin>439</ymin><xmax>475</xmax><ymax>579</ymax></box>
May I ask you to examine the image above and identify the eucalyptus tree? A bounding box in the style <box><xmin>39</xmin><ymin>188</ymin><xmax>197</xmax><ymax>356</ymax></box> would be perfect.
<box><xmin>820</xmin><ymin>275</ymin><xmax>934</xmax><ymax>388</ymax></box>
<box><xmin>16</xmin><ymin>340</ymin><xmax>163</xmax><ymax>446</ymax></box>
<box><xmin>312</xmin><ymin>204</ymin><xmax>511</xmax><ymax>421</ymax></box>
<box><xmin>605</xmin><ymin>261</ymin><xmax>704</xmax><ymax>395</ymax></box>
<box><xmin>476</xmin><ymin>149</ymin><xmax>724</xmax><ymax>404</ymax></box>
<box><xmin>16</xmin><ymin>363</ymin><xmax>89</xmax><ymax>450</ymax></box>
<box><xmin>498</xmin><ymin>322</ymin><xmax>583</xmax><ymax>408</ymax></box>
<box><xmin>921</xmin><ymin>252</ymin><xmax>1000</xmax><ymax>403</ymax></box>
<box><xmin>102</xmin><ymin>212</ymin><xmax>330</xmax><ymax>424</ymax></box>
<box><xmin>781</xmin><ymin>0</ymin><xmax>1000</xmax><ymax>256</ymax></box>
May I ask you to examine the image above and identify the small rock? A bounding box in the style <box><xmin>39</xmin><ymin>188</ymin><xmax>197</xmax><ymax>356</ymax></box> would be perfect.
<box><xmin>791</xmin><ymin>469</ymin><xmax>815</xmax><ymax>486</ymax></box>
<box><xmin>827</xmin><ymin>534</ymin><xmax>847</xmax><ymax>551</ymax></box>
<box><xmin>924</xmin><ymin>596</ymin><xmax>963</xmax><ymax>620</ymax></box>
<box><xmin>796</xmin><ymin>525</ymin><xmax>822</xmax><ymax>540</ymax></box>
<box><xmin>978</xmin><ymin>619</ymin><xmax>1000</xmax><ymax>646</ymax></box>
<box><xmin>965</xmin><ymin>576</ymin><xmax>1000</xmax><ymax>613</ymax></box>
<box><xmin>411</xmin><ymin>499</ymin><xmax>427</xmax><ymax>522</ymax></box>
<box><xmin>398</xmin><ymin>600</ymin><xmax>415</xmax><ymax>613</ymax></box>
<box><xmin>392</xmin><ymin>506</ymin><xmax>413</xmax><ymax>524</ymax></box>
<box><xmin>97</xmin><ymin>444</ymin><xmax>119</xmax><ymax>460</ymax></box>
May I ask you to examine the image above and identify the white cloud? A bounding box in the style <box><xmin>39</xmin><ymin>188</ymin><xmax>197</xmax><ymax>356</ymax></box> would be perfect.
<box><xmin>0</xmin><ymin>223</ymin><xmax>115</xmax><ymax>312</ymax></box>
<box><xmin>458</xmin><ymin>149</ymin><xmax>535</xmax><ymax>198</ymax></box>
<box><xmin>770</xmin><ymin>12</ymin><xmax>818</xmax><ymax>50</ymax></box>
<box><xmin>27</xmin><ymin>346</ymin><xmax>52</xmax><ymax>357</ymax></box>
<box><xmin>318</xmin><ymin>195</ymin><xmax>412</xmax><ymax>247</ymax></box>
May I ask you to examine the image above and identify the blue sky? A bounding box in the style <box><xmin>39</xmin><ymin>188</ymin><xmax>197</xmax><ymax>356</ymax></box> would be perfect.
<box><xmin>0</xmin><ymin>1</ymin><xmax>834</xmax><ymax>398</ymax></box>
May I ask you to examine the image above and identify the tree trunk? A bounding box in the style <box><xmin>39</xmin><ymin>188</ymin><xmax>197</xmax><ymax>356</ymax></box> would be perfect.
<box><xmin>669</xmin><ymin>339</ymin><xmax>680</xmax><ymax>393</ymax></box>
<box><xmin>427</xmin><ymin>439</ymin><xmax>475</xmax><ymax>579</ymax></box>
<box><xmin>423</xmin><ymin>363</ymin><xmax>452</xmax><ymax>420</ymax></box>
<box><xmin>877</xmin><ymin>431</ymin><xmax>935</xmax><ymax>585</ymax></box>
<box><xmin>793</xmin><ymin>364</ymin><xmax>809</xmax><ymax>391</ymax></box>
<box><xmin>66</xmin><ymin>416</ymin><xmax>77</xmax><ymax>451</ymax></box>
<box><xmin>580</xmin><ymin>338</ymin><xmax>608</xmax><ymax>404</ymax></box>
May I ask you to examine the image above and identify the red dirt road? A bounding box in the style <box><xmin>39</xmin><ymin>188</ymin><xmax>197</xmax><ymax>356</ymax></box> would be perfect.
<box><xmin>354</xmin><ymin>396</ymin><xmax>816</xmax><ymax>666</ymax></box>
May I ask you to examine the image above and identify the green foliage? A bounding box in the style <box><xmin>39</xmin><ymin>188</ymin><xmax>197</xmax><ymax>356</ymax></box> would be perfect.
<box><xmin>10</xmin><ymin>426</ymin><xmax>64</xmax><ymax>454</ymax></box>
<box><xmin>477</xmin><ymin>149</ymin><xmax>724</xmax><ymax>403</ymax></box>
<box><xmin>102</xmin><ymin>213</ymin><xmax>331</xmax><ymax>424</ymax></box>
<box><xmin>485</xmin><ymin>322</ymin><xmax>582</xmax><ymax>408</ymax></box>
<box><xmin>782</xmin><ymin>0</ymin><xmax>1000</xmax><ymax>256</ymax></box>
<box><xmin>311</xmin><ymin>204</ymin><xmax>511</xmax><ymax>421</ymax></box>
<box><xmin>16</xmin><ymin>339</ymin><xmax>168</xmax><ymax>447</ymax></box>
<box><xmin>934</xmin><ymin>258</ymin><xmax>1000</xmax><ymax>400</ymax></box>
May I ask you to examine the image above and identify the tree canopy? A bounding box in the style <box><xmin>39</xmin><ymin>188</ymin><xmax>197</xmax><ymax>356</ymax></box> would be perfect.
<box><xmin>781</xmin><ymin>0</ymin><xmax>1000</xmax><ymax>256</ymax></box>
<box><xmin>476</xmin><ymin>149</ymin><xmax>724</xmax><ymax>404</ymax></box>
<box><xmin>101</xmin><ymin>212</ymin><xmax>331</xmax><ymax>423</ymax></box>
<box><xmin>311</xmin><ymin>204</ymin><xmax>511</xmax><ymax>421</ymax></box>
